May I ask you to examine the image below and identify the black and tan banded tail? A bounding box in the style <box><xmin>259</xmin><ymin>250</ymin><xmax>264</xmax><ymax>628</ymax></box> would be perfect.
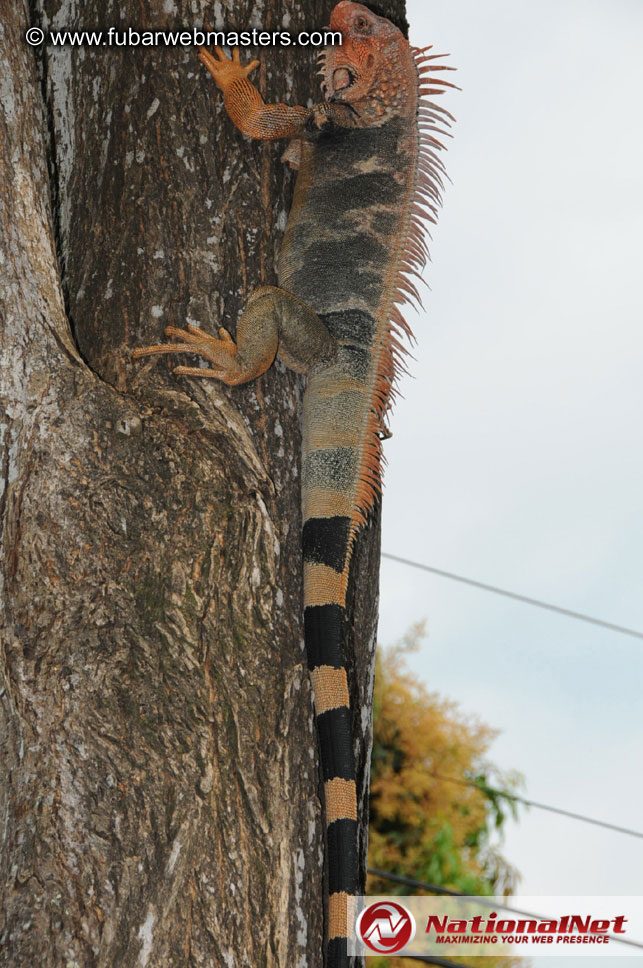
<box><xmin>303</xmin><ymin>514</ymin><xmax>358</xmax><ymax>968</ymax></box>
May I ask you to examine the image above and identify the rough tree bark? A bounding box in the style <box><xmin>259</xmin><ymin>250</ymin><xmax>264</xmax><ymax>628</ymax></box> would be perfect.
<box><xmin>1</xmin><ymin>0</ymin><xmax>407</xmax><ymax>965</ymax></box>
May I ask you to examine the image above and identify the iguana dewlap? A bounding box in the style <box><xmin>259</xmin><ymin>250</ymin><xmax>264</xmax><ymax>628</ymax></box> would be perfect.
<box><xmin>133</xmin><ymin>3</ymin><xmax>453</xmax><ymax>964</ymax></box>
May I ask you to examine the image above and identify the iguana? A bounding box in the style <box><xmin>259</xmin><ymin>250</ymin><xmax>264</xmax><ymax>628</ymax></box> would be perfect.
<box><xmin>132</xmin><ymin>2</ymin><xmax>454</xmax><ymax>963</ymax></box>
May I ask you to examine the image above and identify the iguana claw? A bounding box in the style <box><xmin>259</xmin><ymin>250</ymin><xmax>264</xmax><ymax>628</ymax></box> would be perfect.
<box><xmin>132</xmin><ymin>322</ymin><xmax>239</xmax><ymax>381</ymax></box>
<box><xmin>198</xmin><ymin>46</ymin><xmax>260</xmax><ymax>93</ymax></box>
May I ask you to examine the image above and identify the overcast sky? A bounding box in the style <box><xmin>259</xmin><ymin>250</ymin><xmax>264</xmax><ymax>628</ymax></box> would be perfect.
<box><xmin>378</xmin><ymin>0</ymin><xmax>643</xmax><ymax>953</ymax></box>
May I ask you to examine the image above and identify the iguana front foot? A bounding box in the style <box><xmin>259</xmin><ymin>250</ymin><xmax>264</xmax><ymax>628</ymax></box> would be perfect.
<box><xmin>197</xmin><ymin>45</ymin><xmax>309</xmax><ymax>140</ymax></box>
<box><xmin>132</xmin><ymin>323</ymin><xmax>241</xmax><ymax>383</ymax></box>
<box><xmin>197</xmin><ymin>46</ymin><xmax>259</xmax><ymax>94</ymax></box>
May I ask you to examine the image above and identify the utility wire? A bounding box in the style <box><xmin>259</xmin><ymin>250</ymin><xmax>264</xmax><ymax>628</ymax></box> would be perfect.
<box><xmin>381</xmin><ymin>552</ymin><xmax>643</xmax><ymax>641</ymax></box>
<box><xmin>367</xmin><ymin>869</ymin><xmax>643</xmax><ymax>950</ymax></box>
<box><xmin>429</xmin><ymin>772</ymin><xmax>643</xmax><ymax>841</ymax></box>
<box><xmin>368</xmin><ymin>870</ymin><xmax>463</xmax><ymax>899</ymax></box>
<box><xmin>401</xmin><ymin>957</ymin><xmax>471</xmax><ymax>967</ymax></box>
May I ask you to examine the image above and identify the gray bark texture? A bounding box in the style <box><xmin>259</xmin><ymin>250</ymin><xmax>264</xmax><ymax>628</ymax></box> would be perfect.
<box><xmin>1</xmin><ymin>0</ymin><xmax>407</xmax><ymax>964</ymax></box>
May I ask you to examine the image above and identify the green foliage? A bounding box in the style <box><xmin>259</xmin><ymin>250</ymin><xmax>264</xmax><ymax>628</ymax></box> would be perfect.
<box><xmin>367</xmin><ymin>625</ymin><xmax>525</xmax><ymax>968</ymax></box>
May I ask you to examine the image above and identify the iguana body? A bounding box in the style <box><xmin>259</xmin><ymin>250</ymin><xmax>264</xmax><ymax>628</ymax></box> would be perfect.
<box><xmin>133</xmin><ymin>3</ymin><xmax>453</xmax><ymax>964</ymax></box>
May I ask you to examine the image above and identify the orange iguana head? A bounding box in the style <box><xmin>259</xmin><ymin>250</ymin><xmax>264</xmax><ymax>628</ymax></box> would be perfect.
<box><xmin>321</xmin><ymin>1</ymin><xmax>414</xmax><ymax>117</ymax></box>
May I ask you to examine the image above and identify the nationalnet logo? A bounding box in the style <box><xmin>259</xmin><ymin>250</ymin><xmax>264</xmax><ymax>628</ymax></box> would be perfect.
<box><xmin>356</xmin><ymin>901</ymin><xmax>416</xmax><ymax>954</ymax></box>
<box><xmin>425</xmin><ymin>910</ymin><xmax>625</xmax><ymax>947</ymax></box>
<box><xmin>348</xmin><ymin>896</ymin><xmax>643</xmax><ymax>958</ymax></box>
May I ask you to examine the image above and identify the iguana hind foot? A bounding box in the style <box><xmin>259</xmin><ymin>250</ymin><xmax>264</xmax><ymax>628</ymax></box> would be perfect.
<box><xmin>132</xmin><ymin>323</ymin><xmax>240</xmax><ymax>383</ymax></box>
<box><xmin>132</xmin><ymin>286</ymin><xmax>335</xmax><ymax>385</ymax></box>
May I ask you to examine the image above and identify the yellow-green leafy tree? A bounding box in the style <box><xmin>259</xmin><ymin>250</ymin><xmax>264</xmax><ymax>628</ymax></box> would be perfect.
<box><xmin>367</xmin><ymin>625</ymin><xmax>524</xmax><ymax>968</ymax></box>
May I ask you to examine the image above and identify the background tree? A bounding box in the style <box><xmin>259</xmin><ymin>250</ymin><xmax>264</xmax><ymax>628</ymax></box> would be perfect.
<box><xmin>367</xmin><ymin>627</ymin><xmax>523</xmax><ymax>968</ymax></box>
<box><xmin>0</xmin><ymin>0</ymin><xmax>404</xmax><ymax>965</ymax></box>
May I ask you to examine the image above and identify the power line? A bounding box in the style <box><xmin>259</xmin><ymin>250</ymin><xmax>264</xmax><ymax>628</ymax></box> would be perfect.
<box><xmin>401</xmin><ymin>957</ymin><xmax>471</xmax><ymax>967</ymax></box>
<box><xmin>366</xmin><ymin>867</ymin><xmax>466</xmax><ymax>904</ymax></box>
<box><xmin>429</xmin><ymin>772</ymin><xmax>643</xmax><ymax>841</ymax></box>
<box><xmin>368</xmin><ymin>869</ymin><xmax>464</xmax><ymax>900</ymax></box>
<box><xmin>366</xmin><ymin>869</ymin><xmax>643</xmax><ymax>950</ymax></box>
<box><xmin>381</xmin><ymin>552</ymin><xmax>643</xmax><ymax>640</ymax></box>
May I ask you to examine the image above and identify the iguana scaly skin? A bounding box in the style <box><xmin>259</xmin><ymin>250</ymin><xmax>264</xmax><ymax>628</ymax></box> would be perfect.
<box><xmin>133</xmin><ymin>3</ymin><xmax>454</xmax><ymax>963</ymax></box>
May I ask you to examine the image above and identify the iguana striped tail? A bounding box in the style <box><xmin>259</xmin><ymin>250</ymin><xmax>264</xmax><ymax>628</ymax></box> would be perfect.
<box><xmin>303</xmin><ymin>521</ymin><xmax>357</xmax><ymax>968</ymax></box>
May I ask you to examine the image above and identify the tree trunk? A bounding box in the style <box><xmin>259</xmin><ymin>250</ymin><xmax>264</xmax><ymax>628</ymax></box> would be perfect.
<box><xmin>1</xmin><ymin>0</ymin><xmax>406</xmax><ymax>964</ymax></box>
